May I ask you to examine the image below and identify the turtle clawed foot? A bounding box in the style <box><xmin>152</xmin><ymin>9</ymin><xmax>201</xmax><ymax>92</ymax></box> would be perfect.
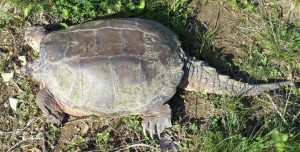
<box><xmin>141</xmin><ymin>104</ymin><xmax>172</xmax><ymax>139</ymax></box>
<box><xmin>35</xmin><ymin>89</ymin><xmax>65</xmax><ymax>125</ymax></box>
<box><xmin>142</xmin><ymin>115</ymin><xmax>172</xmax><ymax>139</ymax></box>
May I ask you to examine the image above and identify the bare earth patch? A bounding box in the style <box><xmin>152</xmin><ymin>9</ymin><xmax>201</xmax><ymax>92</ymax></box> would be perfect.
<box><xmin>197</xmin><ymin>0</ymin><xmax>300</xmax><ymax>58</ymax></box>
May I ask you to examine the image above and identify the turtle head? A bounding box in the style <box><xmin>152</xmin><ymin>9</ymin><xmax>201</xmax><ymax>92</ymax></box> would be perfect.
<box><xmin>24</xmin><ymin>26</ymin><xmax>47</xmax><ymax>52</ymax></box>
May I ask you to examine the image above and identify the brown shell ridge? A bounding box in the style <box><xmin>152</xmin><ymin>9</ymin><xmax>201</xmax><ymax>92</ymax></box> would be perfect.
<box><xmin>42</xmin><ymin>19</ymin><xmax>180</xmax><ymax>63</ymax></box>
<box><xmin>64</xmin><ymin>20</ymin><xmax>176</xmax><ymax>40</ymax></box>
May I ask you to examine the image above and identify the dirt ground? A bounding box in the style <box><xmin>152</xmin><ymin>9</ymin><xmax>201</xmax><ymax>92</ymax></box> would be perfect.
<box><xmin>0</xmin><ymin>0</ymin><xmax>299</xmax><ymax>151</ymax></box>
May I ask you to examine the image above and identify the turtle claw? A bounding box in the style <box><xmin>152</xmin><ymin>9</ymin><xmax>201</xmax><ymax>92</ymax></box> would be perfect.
<box><xmin>142</xmin><ymin>104</ymin><xmax>172</xmax><ymax>139</ymax></box>
<box><xmin>143</xmin><ymin>126</ymin><xmax>147</xmax><ymax>138</ymax></box>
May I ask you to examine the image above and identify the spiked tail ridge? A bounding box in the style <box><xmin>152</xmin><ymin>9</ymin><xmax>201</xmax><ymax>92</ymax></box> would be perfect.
<box><xmin>239</xmin><ymin>81</ymin><xmax>292</xmax><ymax>96</ymax></box>
<box><xmin>178</xmin><ymin>60</ymin><xmax>292</xmax><ymax>96</ymax></box>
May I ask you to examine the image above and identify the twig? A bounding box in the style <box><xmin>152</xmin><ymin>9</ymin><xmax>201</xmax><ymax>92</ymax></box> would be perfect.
<box><xmin>114</xmin><ymin>143</ymin><xmax>160</xmax><ymax>152</ymax></box>
<box><xmin>11</xmin><ymin>80</ymin><xmax>24</xmax><ymax>94</ymax></box>
<box><xmin>7</xmin><ymin>137</ymin><xmax>43</xmax><ymax>152</ymax></box>
<box><xmin>42</xmin><ymin>122</ymin><xmax>48</xmax><ymax>152</ymax></box>
<box><xmin>283</xmin><ymin>87</ymin><xmax>292</xmax><ymax>118</ymax></box>
<box><xmin>0</xmin><ymin>131</ymin><xmax>14</xmax><ymax>134</ymax></box>
<box><xmin>292</xmin><ymin>109</ymin><xmax>300</xmax><ymax>123</ymax></box>
<box><xmin>7</xmin><ymin>117</ymin><xmax>43</xmax><ymax>149</ymax></box>
<box><xmin>266</xmin><ymin>94</ymin><xmax>287</xmax><ymax>124</ymax></box>
<box><xmin>64</xmin><ymin>118</ymin><xmax>103</xmax><ymax>125</ymax></box>
<box><xmin>15</xmin><ymin>117</ymin><xmax>42</xmax><ymax>136</ymax></box>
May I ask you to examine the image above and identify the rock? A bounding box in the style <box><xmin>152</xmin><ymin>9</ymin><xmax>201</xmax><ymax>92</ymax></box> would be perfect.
<box><xmin>32</xmin><ymin>147</ymin><xmax>41</xmax><ymax>152</ymax></box>
<box><xmin>81</xmin><ymin>123</ymin><xmax>90</xmax><ymax>135</ymax></box>
<box><xmin>4</xmin><ymin>102</ymin><xmax>9</xmax><ymax>108</ymax></box>
<box><xmin>18</xmin><ymin>56</ymin><xmax>27</xmax><ymax>66</ymax></box>
<box><xmin>36</xmin><ymin>132</ymin><xmax>43</xmax><ymax>138</ymax></box>
<box><xmin>9</xmin><ymin>97</ymin><xmax>19</xmax><ymax>111</ymax></box>
<box><xmin>14</xmin><ymin>69</ymin><xmax>21</xmax><ymax>74</ymax></box>
<box><xmin>1</xmin><ymin>72</ymin><xmax>14</xmax><ymax>82</ymax></box>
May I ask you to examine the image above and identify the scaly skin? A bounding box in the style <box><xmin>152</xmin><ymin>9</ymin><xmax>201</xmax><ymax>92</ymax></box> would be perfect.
<box><xmin>179</xmin><ymin>59</ymin><xmax>292</xmax><ymax>96</ymax></box>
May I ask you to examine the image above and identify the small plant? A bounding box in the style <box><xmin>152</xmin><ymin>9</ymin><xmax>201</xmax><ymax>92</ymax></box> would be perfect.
<box><xmin>121</xmin><ymin>115</ymin><xmax>142</xmax><ymax>132</ymax></box>
<box><xmin>18</xmin><ymin>0</ymin><xmax>147</xmax><ymax>24</ymax></box>
<box><xmin>196</xmin><ymin>94</ymin><xmax>300</xmax><ymax>152</ymax></box>
<box><xmin>48</xmin><ymin>124</ymin><xmax>58</xmax><ymax>133</ymax></box>
<box><xmin>17</xmin><ymin>0</ymin><xmax>198</xmax><ymax>50</ymax></box>
<box><xmin>230</xmin><ymin>0</ymin><xmax>256</xmax><ymax>12</ymax></box>
<box><xmin>96</xmin><ymin>132</ymin><xmax>110</xmax><ymax>143</ymax></box>
<box><xmin>236</xmin><ymin>7</ymin><xmax>300</xmax><ymax>80</ymax></box>
<box><xmin>70</xmin><ymin>135</ymin><xmax>90</xmax><ymax>150</ymax></box>
<box><xmin>96</xmin><ymin>132</ymin><xmax>115</xmax><ymax>150</ymax></box>
<box><xmin>271</xmin><ymin>130</ymin><xmax>290</xmax><ymax>152</ymax></box>
<box><xmin>16</xmin><ymin>92</ymin><xmax>39</xmax><ymax>123</ymax></box>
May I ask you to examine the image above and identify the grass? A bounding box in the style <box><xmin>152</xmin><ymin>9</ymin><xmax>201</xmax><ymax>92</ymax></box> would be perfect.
<box><xmin>171</xmin><ymin>92</ymin><xmax>300</xmax><ymax>151</ymax></box>
<box><xmin>204</xmin><ymin>95</ymin><xmax>299</xmax><ymax>152</ymax></box>
<box><xmin>236</xmin><ymin>14</ymin><xmax>300</xmax><ymax>80</ymax></box>
<box><xmin>0</xmin><ymin>0</ymin><xmax>300</xmax><ymax>151</ymax></box>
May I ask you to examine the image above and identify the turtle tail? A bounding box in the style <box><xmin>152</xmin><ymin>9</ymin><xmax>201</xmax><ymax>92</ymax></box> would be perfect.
<box><xmin>178</xmin><ymin>60</ymin><xmax>292</xmax><ymax>96</ymax></box>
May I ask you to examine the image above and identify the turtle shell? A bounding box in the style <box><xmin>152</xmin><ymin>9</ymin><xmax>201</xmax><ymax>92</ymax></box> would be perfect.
<box><xmin>35</xmin><ymin>18</ymin><xmax>184</xmax><ymax>115</ymax></box>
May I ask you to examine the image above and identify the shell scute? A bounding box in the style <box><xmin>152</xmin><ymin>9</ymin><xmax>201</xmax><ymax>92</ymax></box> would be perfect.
<box><xmin>97</xmin><ymin>28</ymin><xmax>123</xmax><ymax>56</ymax></box>
<box><xmin>41</xmin><ymin>33</ymin><xmax>68</xmax><ymax>62</ymax></box>
<box><xmin>123</xmin><ymin>29</ymin><xmax>146</xmax><ymax>55</ymax></box>
<box><xmin>64</xmin><ymin>31</ymin><xmax>97</xmax><ymax>57</ymax></box>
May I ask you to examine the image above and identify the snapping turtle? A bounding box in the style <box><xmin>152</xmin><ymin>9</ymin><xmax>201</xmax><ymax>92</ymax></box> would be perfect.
<box><xmin>24</xmin><ymin>18</ymin><xmax>291</xmax><ymax>137</ymax></box>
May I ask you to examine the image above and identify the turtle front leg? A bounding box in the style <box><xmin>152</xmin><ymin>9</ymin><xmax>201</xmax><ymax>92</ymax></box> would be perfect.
<box><xmin>142</xmin><ymin>104</ymin><xmax>172</xmax><ymax>139</ymax></box>
<box><xmin>35</xmin><ymin>89</ymin><xmax>65</xmax><ymax>125</ymax></box>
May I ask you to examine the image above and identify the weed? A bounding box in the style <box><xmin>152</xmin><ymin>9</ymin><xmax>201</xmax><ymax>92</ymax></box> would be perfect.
<box><xmin>236</xmin><ymin>5</ymin><xmax>300</xmax><ymax>80</ymax></box>
<box><xmin>270</xmin><ymin>129</ymin><xmax>299</xmax><ymax>152</ymax></box>
<box><xmin>96</xmin><ymin>132</ymin><xmax>114</xmax><ymax>150</ymax></box>
<box><xmin>201</xmin><ymin>94</ymin><xmax>300</xmax><ymax>152</ymax></box>
<box><xmin>70</xmin><ymin>135</ymin><xmax>90</xmax><ymax>150</ymax></box>
<box><xmin>12</xmin><ymin>0</ymin><xmax>146</xmax><ymax>24</ymax></box>
<box><xmin>167</xmin><ymin>92</ymin><xmax>300</xmax><ymax>152</ymax></box>
<box><xmin>96</xmin><ymin>132</ymin><xmax>110</xmax><ymax>142</ymax></box>
<box><xmin>294</xmin><ymin>0</ymin><xmax>300</xmax><ymax>5</ymax></box>
<box><xmin>230</xmin><ymin>0</ymin><xmax>256</xmax><ymax>12</ymax></box>
<box><xmin>121</xmin><ymin>115</ymin><xmax>142</xmax><ymax>132</ymax></box>
<box><xmin>143</xmin><ymin>0</ymin><xmax>196</xmax><ymax>46</ymax></box>
<box><xmin>48</xmin><ymin>123</ymin><xmax>58</xmax><ymax>134</ymax></box>
<box><xmin>0</xmin><ymin>1</ymin><xmax>16</xmax><ymax>26</ymax></box>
